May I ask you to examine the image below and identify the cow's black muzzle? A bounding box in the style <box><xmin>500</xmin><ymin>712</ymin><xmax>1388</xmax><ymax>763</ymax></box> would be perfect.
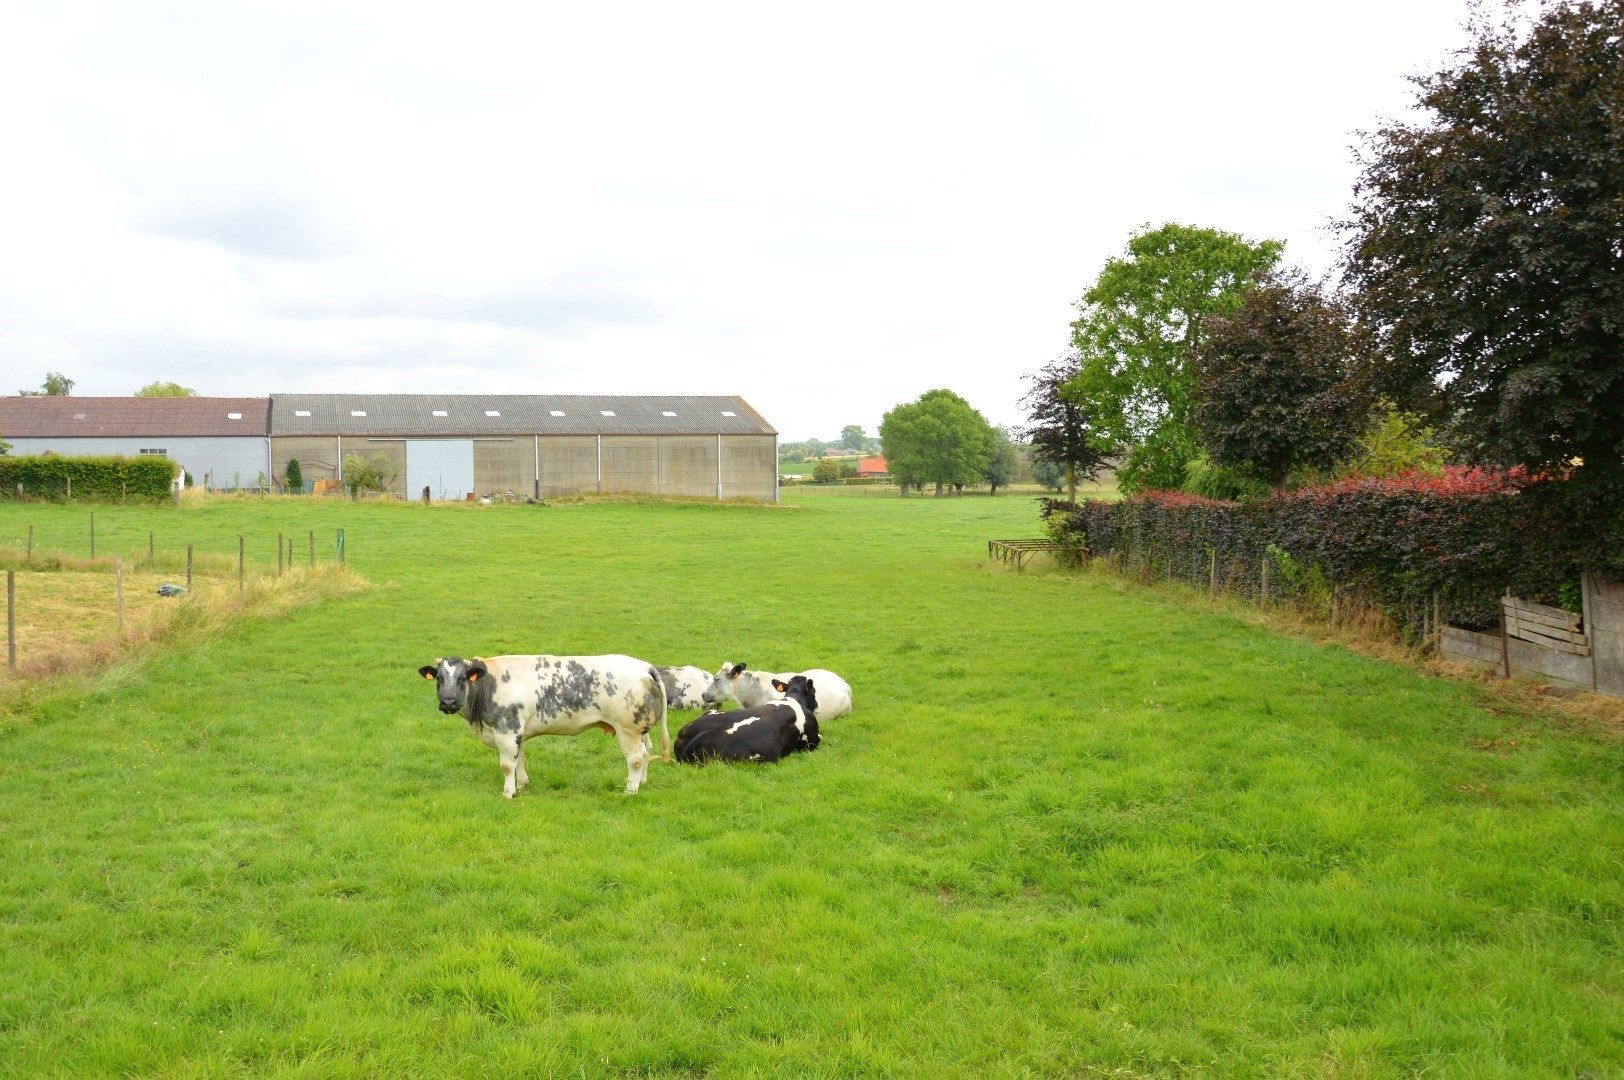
<box><xmin>438</xmin><ymin>701</ymin><xmax>459</xmax><ymax>714</ymax></box>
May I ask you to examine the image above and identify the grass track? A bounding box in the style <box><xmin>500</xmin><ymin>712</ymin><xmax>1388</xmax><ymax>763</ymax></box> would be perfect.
<box><xmin>0</xmin><ymin>493</ymin><xmax>1618</xmax><ymax>1076</ymax></box>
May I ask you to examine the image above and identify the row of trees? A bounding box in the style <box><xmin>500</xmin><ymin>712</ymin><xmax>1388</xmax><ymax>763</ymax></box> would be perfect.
<box><xmin>878</xmin><ymin>389</ymin><xmax>1021</xmax><ymax>495</ymax></box>
<box><xmin>1027</xmin><ymin>0</ymin><xmax>1622</xmax><ymax>510</ymax></box>
<box><xmin>781</xmin><ymin>425</ymin><xmax>883</xmax><ymax>462</ymax></box>
<box><xmin>15</xmin><ymin>374</ymin><xmax>198</xmax><ymax>398</ymax></box>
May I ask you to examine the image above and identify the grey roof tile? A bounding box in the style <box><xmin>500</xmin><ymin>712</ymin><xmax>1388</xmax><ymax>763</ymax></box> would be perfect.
<box><xmin>268</xmin><ymin>394</ymin><xmax>775</xmax><ymax>436</ymax></box>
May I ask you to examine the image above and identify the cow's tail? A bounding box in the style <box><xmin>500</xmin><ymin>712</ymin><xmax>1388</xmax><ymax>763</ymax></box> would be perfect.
<box><xmin>649</xmin><ymin>666</ymin><xmax>672</xmax><ymax>762</ymax></box>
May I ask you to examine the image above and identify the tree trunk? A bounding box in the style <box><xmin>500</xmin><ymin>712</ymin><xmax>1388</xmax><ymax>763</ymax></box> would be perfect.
<box><xmin>934</xmin><ymin>481</ymin><xmax>944</xmax><ymax>497</ymax></box>
<box><xmin>1065</xmin><ymin>462</ymin><xmax>1076</xmax><ymax>503</ymax></box>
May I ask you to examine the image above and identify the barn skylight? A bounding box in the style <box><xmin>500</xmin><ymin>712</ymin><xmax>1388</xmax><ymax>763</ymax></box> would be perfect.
<box><xmin>227</xmin><ymin>412</ymin><xmax>242</xmax><ymax>420</ymax></box>
<box><xmin>600</xmin><ymin>410</ymin><xmax>616</xmax><ymax>417</ymax></box>
<box><xmin>350</xmin><ymin>411</ymin><xmax>367</xmax><ymax>417</ymax></box>
<box><xmin>662</xmin><ymin>411</ymin><xmax>677</xmax><ymax>417</ymax></box>
<box><xmin>721</xmin><ymin>411</ymin><xmax>736</xmax><ymax>417</ymax></box>
<box><xmin>549</xmin><ymin>410</ymin><xmax>565</xmax><ymax>417</ymax></box>
<box><xmin>294</xmin><ymin>410</ymin><xmax>311</xmax><ymax>417</ymax></box>
<box><xmin>432</xmin><ymin>410</ymin><xmax>448</xmax><ymax>417</ymax></box>
<box><xmin>72</xmin><ymin>412</ymin><xmax>86</xmax><ymax>420</ymax></box>
<box><xmin>485</xmin><ymin>410</ymin><xmax>500</xmax><ymax>417</ymax></box>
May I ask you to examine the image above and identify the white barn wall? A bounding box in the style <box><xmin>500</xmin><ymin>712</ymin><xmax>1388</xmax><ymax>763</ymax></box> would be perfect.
<box><xmin>3</xmin><ymin>437</ymin><xmax>269</xmax><ymax>490</ymax></box>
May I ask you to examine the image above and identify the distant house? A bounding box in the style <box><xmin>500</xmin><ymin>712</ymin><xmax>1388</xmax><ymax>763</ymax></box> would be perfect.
<box><xmin>857</xmin><ymin>454</ymin><xmax>888</xmax><ymax>477</ymax></box>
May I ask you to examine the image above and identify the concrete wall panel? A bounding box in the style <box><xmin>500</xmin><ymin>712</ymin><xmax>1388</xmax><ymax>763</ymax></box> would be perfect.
<box><xmin>720</xmin><ymin>435</ymin><xmax>775</xmax><ymax>500</ymax></box>
<box><xmin>601</xmin><ymin>436</ymin><xmax>657</xmax><ymax>494</ymax></box>
<box><xmin>538</xmin><ymin>436</ymin><xmax>597</xmax><ymax>496</ymax></box>
<box><xmin>660</xmin><ymin>436</ymin><xmax>718</xmax><ymax>497</ymax></box>
<box><xmin>473</xmin><ymin>439</ymin><xmax>531</xmax><ymax>498</ymax></box>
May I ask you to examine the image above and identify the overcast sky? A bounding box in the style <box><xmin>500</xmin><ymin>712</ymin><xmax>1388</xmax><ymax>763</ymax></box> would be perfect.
<box><xmin>1</xmin><ymin>0</ymin><xmax>1478</xmax><ymax>440</ymax></box>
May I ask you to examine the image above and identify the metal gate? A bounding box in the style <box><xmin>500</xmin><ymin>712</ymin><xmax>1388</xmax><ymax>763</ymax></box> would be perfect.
<box><xmin>406</xmin><ymin>439</ymin><xmax>475</xmax><ymax>501</ymax></box>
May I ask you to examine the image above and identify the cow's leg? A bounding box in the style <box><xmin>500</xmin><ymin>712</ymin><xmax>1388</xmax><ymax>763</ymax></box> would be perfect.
<box><xmin>613</xmin><ymin>726</ymin><xmax>651</xmax><ymax>795</ymax></box>
<box><xmin>496</xmin><ymin>734</ymin><xmax>522</xmax><ymax>799</ymax></box>
<box><xmin>514</xmin><ymin>738</ymin><xmax>530</xmax><ymax>793</ymax></box>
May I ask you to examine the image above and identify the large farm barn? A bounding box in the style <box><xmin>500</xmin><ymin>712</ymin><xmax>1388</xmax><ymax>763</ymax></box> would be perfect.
<box><xmin>0</xmin><ymin>393</ymin><xmax>779</xmax><ymax>501</ymax></box>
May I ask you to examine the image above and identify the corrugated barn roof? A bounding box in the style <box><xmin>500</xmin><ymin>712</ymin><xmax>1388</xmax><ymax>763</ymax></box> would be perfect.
<box><xmin>0</xmin><ymin>396</ymin><xmax>270</xmax><ymax>437</ymax></box>
<box><xmin>268</xmin><ymin>394</ymin><xmax>776</xmax><ymax>437</ymax></box>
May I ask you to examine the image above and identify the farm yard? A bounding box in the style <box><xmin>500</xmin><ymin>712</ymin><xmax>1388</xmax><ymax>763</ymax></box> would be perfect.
<box><xmin>0</xmin><ymin>492</ymin><xmax>1619</xmax><ymax>1076</ymax></box>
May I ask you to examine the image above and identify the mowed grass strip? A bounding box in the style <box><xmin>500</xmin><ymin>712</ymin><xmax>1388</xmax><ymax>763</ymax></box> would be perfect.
<box><xmin>0</xmin><ymin>493</ymin><xmax>1617</xmax><ymax>1076</ymax></box>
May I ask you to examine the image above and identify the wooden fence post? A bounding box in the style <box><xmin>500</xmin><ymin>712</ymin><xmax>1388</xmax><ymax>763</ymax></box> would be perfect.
<box><xmin>308</xmin><ymin>530</ymin><xmax>314</xmax><ymax>569</ymax></box>
<box><xmin>149</xmin><ymin>530</ymin><xmax>155</xmax><ymax>561</ymax></box>
<box><xmin>1260</xmin><ymin>557</ymin><xmax>1269</xmax><ymax>604</ymax></box>
<box><xmin>278</xmin><ymin>533</ymin><xmax>284</xmax><ymax>576</ymax></box>
<box><xmin>1581</xmin><ymin>570</ymin><xmax>1599</xmax><ymax>692</ymax></box>
<box><xmin>186</xmin><ymin>545</ymin><xmax>193</xmax><ymax>590</ymax></box>
<box><xmin>116</xmin><ymin>557</ymin><xmax>125</xmax><ymax>635</ymax></box>
<box><xmin>1499</xmin><ymin>591</ymin><xmax>1512</xmax><ymax>678</ymax></box>
<box><xmin>238</xmin><ymin>536</ymin><xmax>245</xmax><ymax>593</ymax></box>
<box><xmin>1209</xmin><ymin>549</ymin><xmax>1217</xmax><ymax>598</ymax></box>
<box><xmin>6</xmin><ymin>570</ymin><xmax>14</xmax><ymax>672</ymax></box>
<box><xmin>90</xmin><ymin>512</ymin><xmax>96</xmax><ymax>558</ymax></box>
<box><xmin>337</xmin><ymin>528</ymin><xmax>345</xmax><ymax>565</ymax></box>
<box><xmin>26</xmin><ymin>524</ymin><xmax>32</xmax><ymax>562</ymax></box>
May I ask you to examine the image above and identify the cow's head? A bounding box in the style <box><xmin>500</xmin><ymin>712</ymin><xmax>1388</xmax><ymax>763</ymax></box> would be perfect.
<box><xmin>772</xmin><ymin>676</ymin><xmax>821</xmax><ymax>749</ymax></box>
<box><xmin>701</xmin><ymin>661</ymin><xmax>748</xmax><ymax>707</ymax></box>
<box><xmin>417</xmin><ymin>656</ymin><xmax>489</xmax><ymax>715</ymax></box>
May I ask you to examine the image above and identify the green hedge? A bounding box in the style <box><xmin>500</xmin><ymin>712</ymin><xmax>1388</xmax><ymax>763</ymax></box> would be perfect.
<box><xmin>0</xmin><ymin>455</ymin><xmax>178</xmax><ymax>502</ymax></box>
<box><xmin>1041</xmin><ymin>469</ymin><xmax>1622</xmax><ymax>637</ymax></box>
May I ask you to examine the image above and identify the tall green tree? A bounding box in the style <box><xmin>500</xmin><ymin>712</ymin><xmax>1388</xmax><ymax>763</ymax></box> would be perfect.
<box><xmin>880</xmin><ymin>389</ymin><xmax>996</xmax><ymax>497</ymax></box>
<box><xmin>1341</xmin><ymin>0</ymin><xmax>1623</xmax><ymax>499</ymax></box>
<box><xmin>1020</xmin><ymin>353</ymin><xmax>1111</xmax><ymax>502</ymax></box>
<box><xmin>840</xmin><ymin>425</ymin><xmax>866</xmax><ymax>451</ymax></box>
<box><xmin>983</xmin><ymin>427</ymin><xmax>1020</xmax><ymax>495</ymax></box>
<box><xmin>1190</xmin><ymin>271</ymin><xmax>1372</xmax><ymax>487</ymax></box>
<box><xmin>134</xmin><ymin>381</ymin><xmax>197</xmax><ymax>397</ymax></box>
<box><xmin>19</xmin><ymin>372</ymin><xmax>74</xmax><ymax>397</ymax></box>
<box><xmin>1066</xmin><ymin>223</ymin><xmax>1282</xmax><ymax>491</ymax></box>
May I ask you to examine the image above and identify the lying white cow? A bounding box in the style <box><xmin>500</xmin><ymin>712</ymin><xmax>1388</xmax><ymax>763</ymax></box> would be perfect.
<box><xmin>419</xmin><ymin>654</ymin><xmax>670</xmax><ymax>797</ymax></box>
<box><xmin>655</xmin><ymin>665</ymin><xmax>712</xmax><ymax>711</ymax></box>
<box><xmin>701</xmin><ymin>661</ymin><xmax>853</xmax><ymax>719</ymax></box>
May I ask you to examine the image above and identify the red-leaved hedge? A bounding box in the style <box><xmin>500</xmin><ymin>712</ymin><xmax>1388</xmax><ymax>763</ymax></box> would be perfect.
<box><xmin>1041</xmin><ymin>469</ymin><xmax>1620</xmax><ymax>635</ymax></box>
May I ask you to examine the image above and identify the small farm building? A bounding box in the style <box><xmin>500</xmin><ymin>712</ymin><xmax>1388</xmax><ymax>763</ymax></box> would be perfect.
<box><xmin>857</xmin><ymin>454</ymin><xmax>888</xmax><ymax>477</ymax></box>
<box><xmin>0</xmin><ymin>396</ymin><xmax>271</xmax><ymax>490</ymax></box>
<box><xmin>269</xmin><ymin>394</ymin><xmax>778</xmax><ymax>501</ymax></box>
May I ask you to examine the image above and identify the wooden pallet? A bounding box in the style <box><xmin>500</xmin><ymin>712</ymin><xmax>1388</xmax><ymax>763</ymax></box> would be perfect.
<box><xmin>987</xmin><ymin>538</ymin><xmax>1083</xmax><ymax>570</ymax></box>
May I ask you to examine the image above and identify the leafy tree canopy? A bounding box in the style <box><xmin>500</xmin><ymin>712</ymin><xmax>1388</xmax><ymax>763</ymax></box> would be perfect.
<box><xmin>840</xmin><ymin>425</ymin><xmax>866</xmax><ymax>451</ymax></box>
<box><xmin>1341</xmin><ymin>0</ymin><xmax>1623</xmax><ymax>496</ymax></box>
<box><xmin>19</xmin><ymin>372</ymin><xmax>74</xmax><ymax>397</ymax></box>
<box><xmin>1020</xmin><ymin>352</ymin><xmax>1111</xmax><ymax>502</ymax></box>
<box><xmin>983</xmin><ymin>426</ymin><xmax>1020</xmax><ymax>495</ymax></box>
<box><xmin>1190</xmin><ymin>271</ymin><xmax>1372</xmax><ymax>487</ymax></box>
<box><xmin>880</xmin><ymin>389</ymin><xmax>996</xmax><ymax>495</ymax></box>
<box><xmin>1066</xmin><ymin>223</ymin><xmax>1282</xmax><ymax>492</ymax></box>
<box><xmin>134</xmin><ymin>381</ymin><xmax>197</xmax><ymax>397</ymax></box>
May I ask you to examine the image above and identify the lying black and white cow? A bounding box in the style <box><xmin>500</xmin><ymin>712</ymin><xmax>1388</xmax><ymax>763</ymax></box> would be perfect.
<box><xmin>701</xmin><ymin>661</ymin><xmax>853</xmax><ymax>719</ymax></box>
<box><xmin>418</xmin><ymin>654</ymin><xmax>669</xmax><ymax>797</ymax></box>
<box><xmin>655</xmin><ymin>665</ymin><xmax>711</xmax><ymax>711</ymax></box>
<box><xmin>675</xmin><ymin>675</ymin><xmax>820</xmax><ymax>764</ymax></box>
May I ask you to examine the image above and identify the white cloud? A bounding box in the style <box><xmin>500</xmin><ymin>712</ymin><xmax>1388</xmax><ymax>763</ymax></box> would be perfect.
<box><xmin>0</xmin><ymin>0</ymin><xmax>1475</xmax><ymax>435</ymax></box>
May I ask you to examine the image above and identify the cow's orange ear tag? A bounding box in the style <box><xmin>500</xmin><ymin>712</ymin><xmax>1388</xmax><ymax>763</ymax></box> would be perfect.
<box><xmin>422</xmin><ymin>671</ymin><xmax>435</xmax><ymax>680</ymax></box>
<box><xmin>468</xmin><ymin>671</ymin><xmax>480</xmax><ymax>682</ymax></box>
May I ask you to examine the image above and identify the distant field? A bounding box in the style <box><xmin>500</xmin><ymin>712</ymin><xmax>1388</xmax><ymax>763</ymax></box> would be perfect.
<box><xmin>0</xmin><ymin>492</ymin><xmax>1617</xmax><ymax>1075</ymax></box>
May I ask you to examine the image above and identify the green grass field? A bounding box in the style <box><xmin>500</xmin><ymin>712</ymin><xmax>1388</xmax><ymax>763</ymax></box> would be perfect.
<box><xmin>0</xmin><ymin>493</ymin><xmax>1618</xmax><ymax>1076</ymax></box>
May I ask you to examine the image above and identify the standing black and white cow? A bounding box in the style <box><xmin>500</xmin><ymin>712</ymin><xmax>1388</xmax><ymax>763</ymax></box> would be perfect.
<box><xmin>675</xmin><ymin>675</ymin><xmax>820</xmax><ymax>763</ymax></box>
<box><xmin>701</xmin><ymin>661</ymin><xmax>853</xmax><ymax>719</ymax></box>
<box><xmin>418</xmin><ymin>654</ymin><xmax>669</xmax><ymax>797</ymax></box>
<box><xmin>655</xmin><ymin>665</ymin><xmax>712</xmax><ymax>711</ymax></box>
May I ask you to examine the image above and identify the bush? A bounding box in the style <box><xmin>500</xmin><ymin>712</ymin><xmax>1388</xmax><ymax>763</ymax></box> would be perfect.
<box><xmin>1041</xmin><ymin>469</ymin><xmax>1619</xmax><ymax>636</ymax></box>
<box><xmin>0</xmin><ymin>454</ymin><xmax>177</xmax><ymax>502</ymax></box>
<box><xmin>1182</xmin><ymin>454</ymin><xmax>1271</xmax><ymax>502</ymax></box>
<box><xmin>285</xmin><ymin>458</ymin><xmax>304</xmax><ymax>493</ymax></box>
<box><xmin>812</xmin><ymin>458</ymin><xmax>840</xmax><ymax>484</ymax></box>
